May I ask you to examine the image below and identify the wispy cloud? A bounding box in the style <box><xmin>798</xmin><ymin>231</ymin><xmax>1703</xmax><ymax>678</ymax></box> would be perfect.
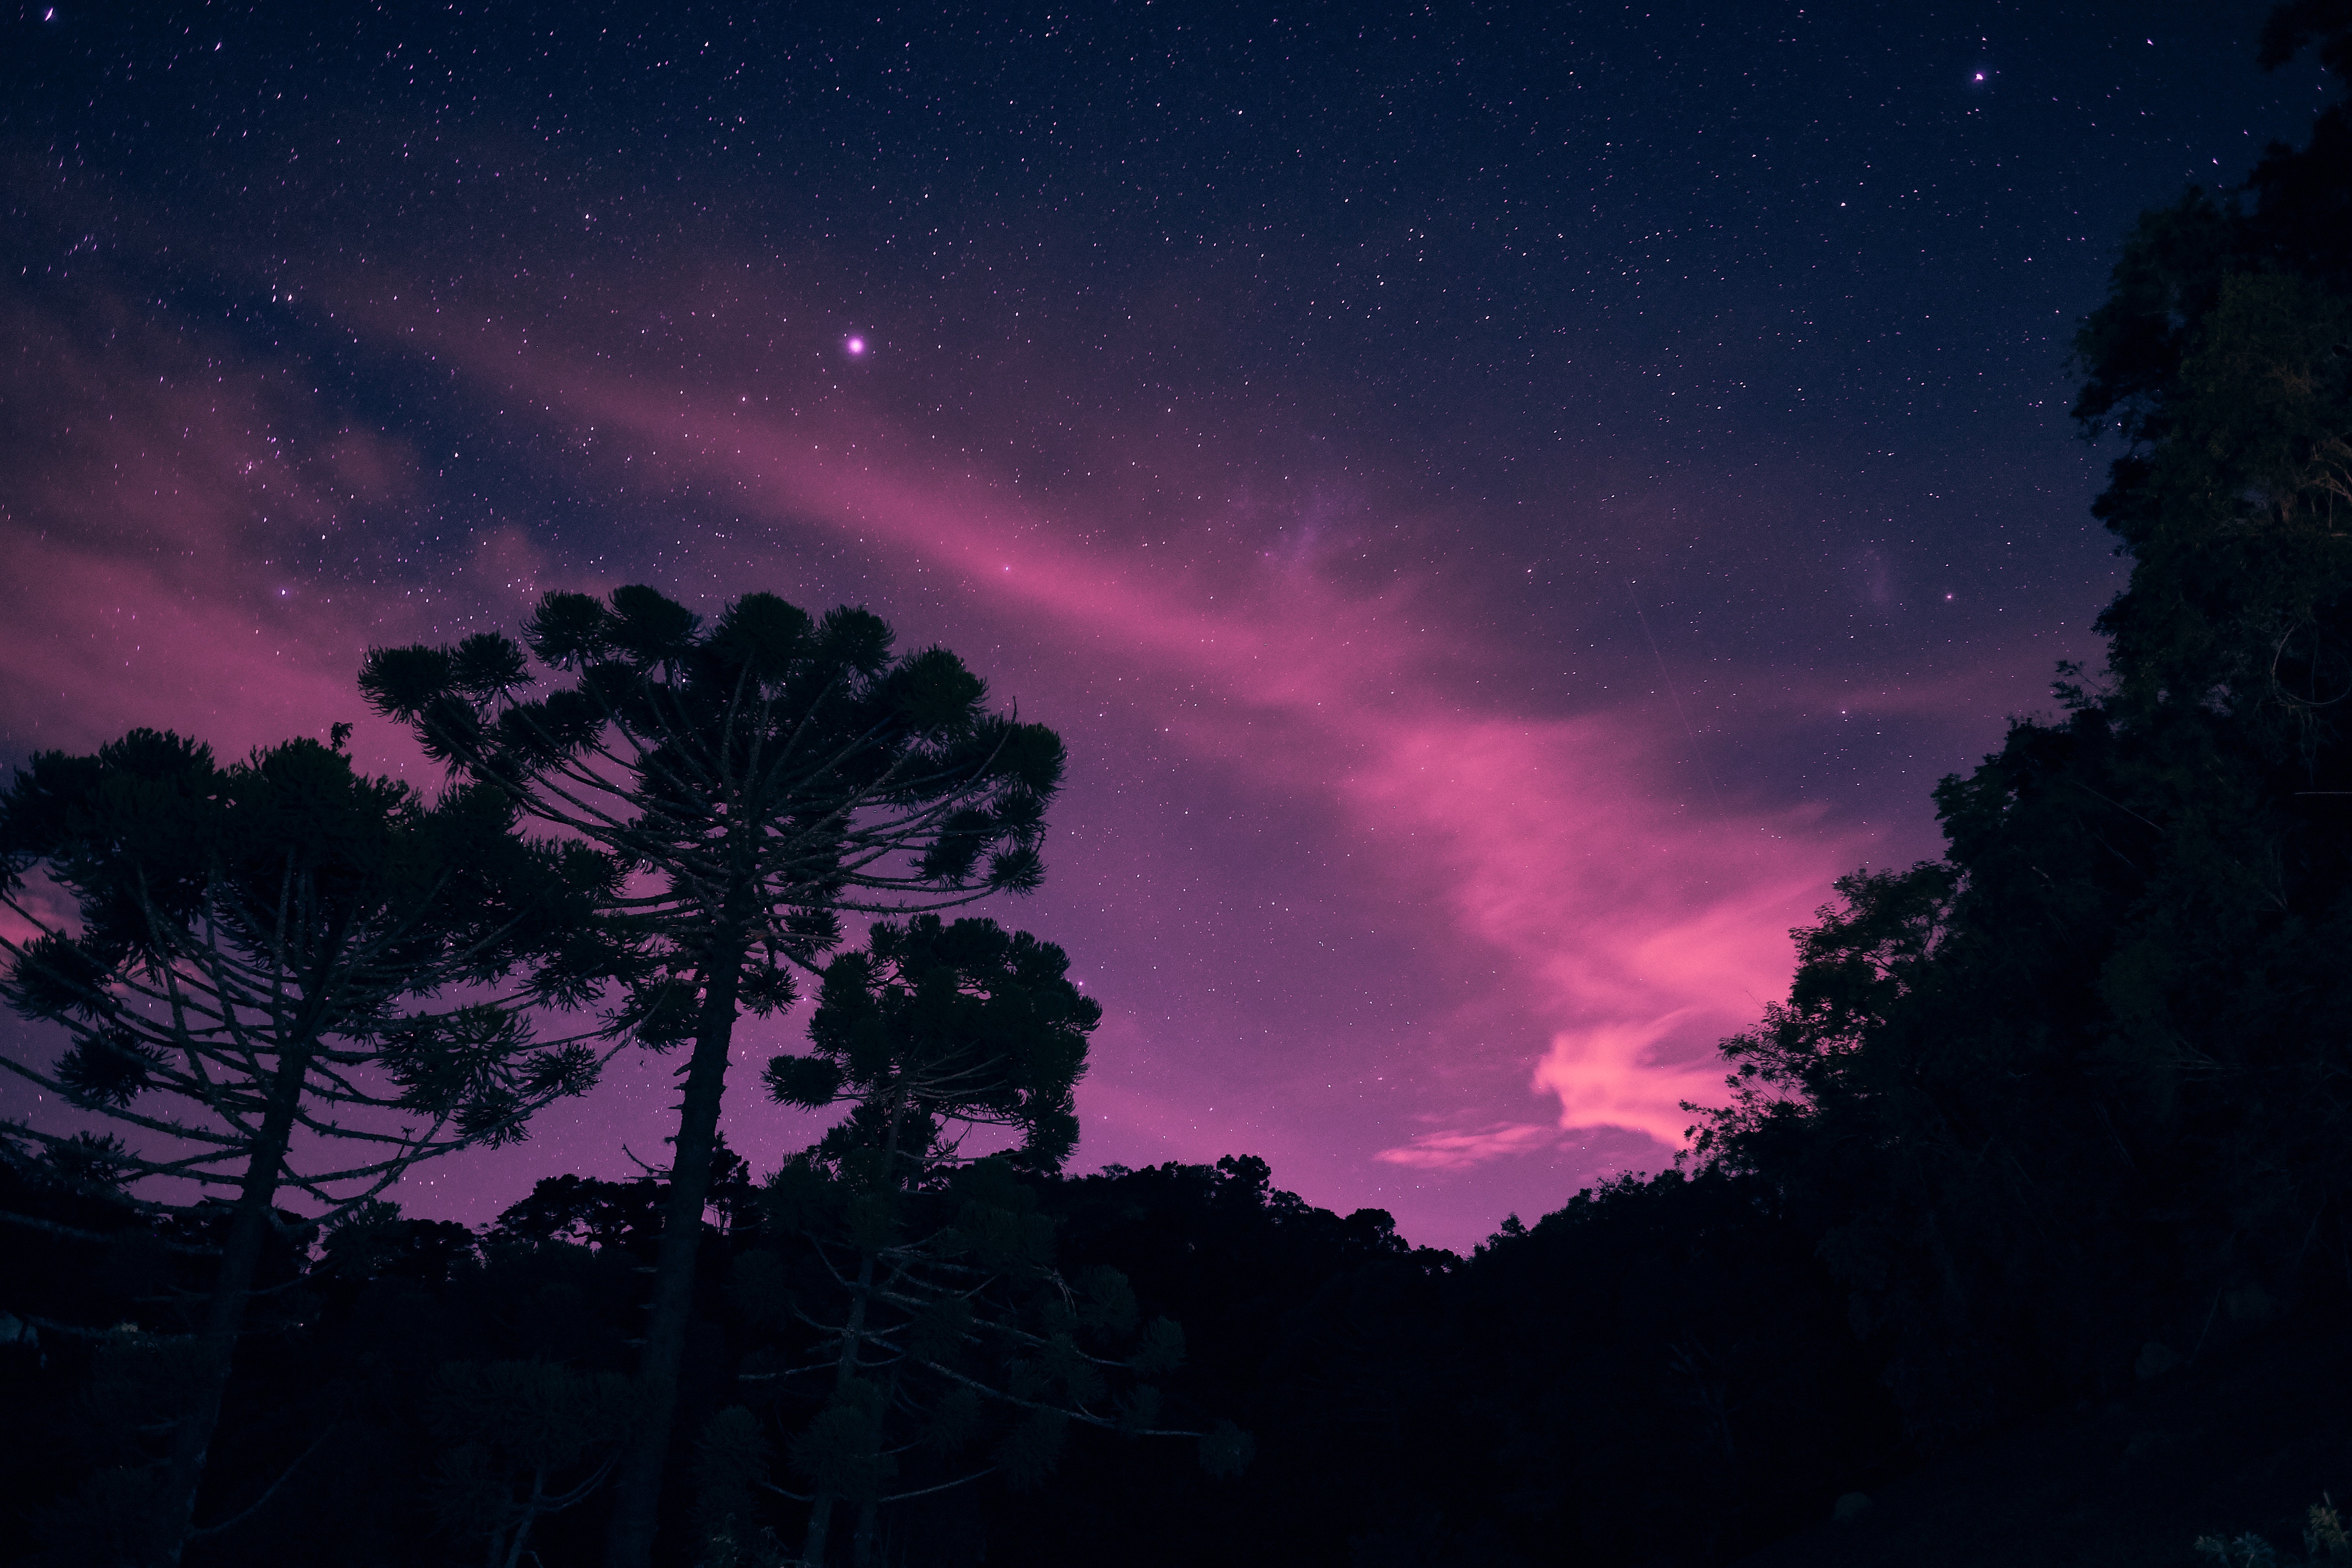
<box><xmin>1375</xmin><ymin>1122</ymin><xmax>1564</xmax><ymax>1170</ymax></box>
<box><xmin>0</xmin><ymin>252</ymin><xmax>1906</xmax><ymax>1245</ymax></box>
<box><xmin>393</xmin><ymin>303</ymin><xmax>1862</xmax><ymax>1154</ymax></box>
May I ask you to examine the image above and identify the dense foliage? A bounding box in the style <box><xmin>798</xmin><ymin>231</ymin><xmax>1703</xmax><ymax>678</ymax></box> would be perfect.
<box><xmin>361</xmin><ymin>586</ymin><xmax>1066</xmax><ymax>1568</ymax></box>
<box><xmin>0</xmin><ymin>730</ymin><xmax>616</xmax><ymax>1566</ymax></box>
<box><xmin>0</xmin><ymin>1142</ymin><xmax>1895</xmax><ymax>1568</ymax></box>
<box><xmin>1689</xmin><ymin>0</ymin><xmax>2352</xmax><ymax>1449</ymax></box>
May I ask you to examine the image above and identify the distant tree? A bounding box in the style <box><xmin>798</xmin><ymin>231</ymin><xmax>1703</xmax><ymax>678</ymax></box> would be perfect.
<box><xmin>358</xmin><ymin>585</ymin><xmax>1066</xmax><ymax>1568</ymax></box>
<box><xmin>0</xmin><ymin>730</ymin><xmax>612</xmax><ymax>1566</ymax></box>
<box><xmin>742</xmin><ymin>914</ymin><xmax>1246</xmax><ymax>1566</ymax></box>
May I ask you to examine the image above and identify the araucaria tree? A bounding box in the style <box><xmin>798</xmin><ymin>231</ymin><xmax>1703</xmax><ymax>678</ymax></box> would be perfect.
<box><xmin>358</xmin><ymin>585</ymin><xmax>1066</xmax><ymax>1568</ymax></box>
<box><xmin>744</xmin><ymin>914</ymin><xmax>1246</xmax><ymax>1567</ymax></box>
<box><xmin>0</xmin><ymin>730</ymin><xmax>613</xmax><ymax>1566</ymax></box>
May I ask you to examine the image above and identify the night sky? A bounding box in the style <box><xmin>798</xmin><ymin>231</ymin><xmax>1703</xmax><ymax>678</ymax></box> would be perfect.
<box><xmin>1</xmin><ymin>1</ymin><xmax>2335</xmax><ymax>1250</ymax></box>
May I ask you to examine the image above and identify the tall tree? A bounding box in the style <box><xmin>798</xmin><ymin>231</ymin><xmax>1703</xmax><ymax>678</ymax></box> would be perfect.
<box><xmin>1684</xmin><ymin>1</ymin><xmax>2352</xmax><ymax>1443</ymax></box>
<box><xmin>750</xmin><ymin>914</ymin><xmax>1243</xmax><ymax>1567</ymax></box>
<box><xmin>0</xmin><ymin>729</ymin><xmax>611</xmax><ymax>1565</ymax></box>
<box><xmin>2068</xmin><ymin>0</ymin><xmax>2352</xmax><ymax>732</ymax></box>
<box><xmin>358</xmin><ymin>585</ymin><xmax>1065</xmax><ymax>1568</ymax></box>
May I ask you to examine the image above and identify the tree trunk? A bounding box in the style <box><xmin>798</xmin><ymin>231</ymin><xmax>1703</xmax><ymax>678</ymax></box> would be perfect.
<box><xmin>796</xmin><ymin>1242</ymin><xmax>879</xmax><ymax>1568</ymax></box>
<box><xmin>798</xmin><ymin>1091</ymin><xmax>904</xmax><ymax>1568</ymax></box>
<box><xmin>147</xmin><ymin>1042</ymin><xmax>312</xmax><ymax>1568</ymax></box>
<box><xmin>501</xmin><ymin>1467</ymin><xmax>547</xmax><ymax>1568</ymax></box>
<box><xmin>852</xmin><ymin>1351</ymin><xmax>908</xmax><ymax>1568</ymax></box>
<box><xmin>603</xmin><ymin>943</ymin><xmax>744</xmax><ymax>1568</ymax></box>
<box><xmin>851</xmin><ymin>1494</ymin><xmax>880</xmax><ymax>1567</ymax></box>
<box><xmin>801</xmin><ymin>1492</ymin><xmax>838</xmax><ymax>1567</ymax></box>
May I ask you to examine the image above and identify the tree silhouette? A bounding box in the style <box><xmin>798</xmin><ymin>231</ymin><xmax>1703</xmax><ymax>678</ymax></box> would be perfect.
<box><xmin>0</xmin><ymin>729</ymin><xmax>612</xmax><ymax>1566</ymax></box>
<box><xmin>1683</xmin><ymin>3</ymin><xmax>2352</xmax><ymax>1445</ymax></box>
<box><xmin>358</xmin><ymin>585</ymin><xmax>1065</xmax><ymax>1568</ymax></box>
<box><xmin>750</xmin><ymin>915</ymin><xmax>1245</xmax><ymax>1566</ymax></box>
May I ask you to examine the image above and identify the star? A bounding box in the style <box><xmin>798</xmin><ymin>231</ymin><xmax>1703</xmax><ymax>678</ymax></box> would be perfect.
<box><xmin>844</xmin><ymin>335</ymin><xmax>867</xmax><ymax>357</ymax></box>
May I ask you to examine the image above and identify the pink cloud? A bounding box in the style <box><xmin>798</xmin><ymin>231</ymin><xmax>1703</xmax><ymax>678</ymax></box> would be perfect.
<box><xmin>2</xmin><ymin>252</ymin><xmax>1956</xmax><ymax>1244</ymax></box>
<box><xmin>389</xmin><ymin>309</ymin><xmax>1863</xmax><ymax>1154</ymax></box>
<box><xmin>1375</xmin><ymin>1122</ymin><xmax>1564</xmax><ymax>1171</ymax></box>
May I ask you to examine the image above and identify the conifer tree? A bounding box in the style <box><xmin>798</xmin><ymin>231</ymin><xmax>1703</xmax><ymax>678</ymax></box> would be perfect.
<box><xmin>752</xmin><ymin>915</ymin><xmax>1247</xmax><ymax>1567</ymax></box>
<box><xmin>0</xmin><ymin>729</ymin><xmax>613</xmax><ymax>1566</ymax></box>
<box><xmin>358</xmin><ymin>586</ymin><xmax>1065</xmax><ymax>1568</ymax></box>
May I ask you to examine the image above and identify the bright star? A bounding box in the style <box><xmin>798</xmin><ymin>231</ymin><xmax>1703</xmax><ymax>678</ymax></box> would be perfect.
<box><xmin>844</xmin><ymin>336</ymin><xmax>866</xmax><ymax>356</ymax></box>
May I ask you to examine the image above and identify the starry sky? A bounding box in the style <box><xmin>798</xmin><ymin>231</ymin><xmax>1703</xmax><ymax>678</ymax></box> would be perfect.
<box><xmin>0</xmin><ymin>1</ymin><xmax>2335</xmax><ymax>1250</ymax></box>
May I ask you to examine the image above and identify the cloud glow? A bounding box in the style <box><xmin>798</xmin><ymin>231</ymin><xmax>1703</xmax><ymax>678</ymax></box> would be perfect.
<box><xmin>0</xmin><ymin>255</ymin><xmax>1934</xmax><ymax>1246</ymax></box>
<box><xmin>393</xmin><ymin>300</ymin><xmax>1856</xmax><ymax>1167</ymax></box>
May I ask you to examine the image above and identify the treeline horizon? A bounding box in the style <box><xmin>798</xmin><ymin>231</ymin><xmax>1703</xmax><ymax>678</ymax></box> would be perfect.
<box><xmin>7</xmin><ymin>5</ymin><xmax>2352</xmax><ymax>1566</ymax></box>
